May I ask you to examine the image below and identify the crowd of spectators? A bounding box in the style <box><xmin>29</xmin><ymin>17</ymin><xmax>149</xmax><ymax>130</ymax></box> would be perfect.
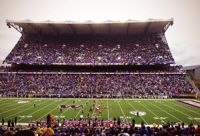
<box><xmin>0</xmin><ymin>67</ymin><xmax>12</xmax><ymax>72</ymax></box>
<box><xmin>1</xmin><ymin>26</ymin><xmax>199</xmax><ymax>136</ymax></box>
<box><xmin>5</xmin><ymin>34</ymin><xmax>174</xmax><ymax>65</ymax></box>
<box><xmin>0</xmin><ymin>72</ymin><xmax>194</xmax><ymax>98</ymax></box>
<box><xmin>0</xmin><ymin>119</ymin><xmax>200</xmax><ymax>136</ymax></box>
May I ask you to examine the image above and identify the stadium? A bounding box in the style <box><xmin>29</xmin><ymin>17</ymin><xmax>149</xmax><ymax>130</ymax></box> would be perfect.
<box><xmin>0</xmin><ymin>18</ymin><xmax>200</xmax><ymax>135</ymax></box>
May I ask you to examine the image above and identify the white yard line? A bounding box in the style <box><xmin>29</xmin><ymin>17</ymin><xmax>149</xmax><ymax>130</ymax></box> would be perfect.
<box><xmin>0</xmin><ymin>99</ymin><xmax>31</xmax><ymax>110</ymax></box>
<box><xmin>107</xmin><ymin>99</ymin><xmax>110</xmax><ymax>119</ymax></box>
<box><xmin>149</xmin><ymin>101</ymin><xmax>181</xmax><ymax>122</ymax></box>
<box><xmin>170</xmin><ymin>101</ymin><xmax>200</xmax><ymax>115</ymax></box>
<box><xmin>91</xmin><ymin>99</ymin><xmax>96</xmax><ymax>118</ymax></box>
<box><xmin>0</xmin><ymin>101</ymin><xmax>33</xmax><ymax>115</ymax></box>
<box><xmin>0</xmin><ymin>99</ymin><xmax>16</xmax><ymax>107</ymax></box>
<box><xmin>36</xmin><ymin>101</ymin><xmax>65</xmax><ymax>121</ymax></box>
<box><xmin>59</xmin><ymin>99</ymin><xmax>83</xmax><ymax>119</ymax></box>
<box><xmin>74</xmin><ymin>99</ymin><xmax>89</xmax><ymax>119</ymax></box>
<box><xmin>117</xmin><ymin>101</ymin><xmax>128</xmax><ymax>123</ymax></box>
<box><xmin>60</xmin><ymin>99</ymin><xmax>71</xmax><ymax>117</ymax></box>
<box><xmin>5</xmin><ymin>100</ymin><xmax>48</xmax><ymax>120</ymax></box>
<box><xmin>18</xmin><ymin>100</ymin><xmax>55</xmax><ymax>121</ymax></box>
<box><xmin>159</xmin><ymin>101</ymin><xmax>200</xmax><ymax>123</ymax></box>
<box><xmin>126</xmin><ymin>100</ymin><xmax>148</xmax><ymax>124</ymax></box>
<box><xmin>36</xmin><ymin>99</ymin><xmax>69</xmax><ymax>121</ymax></box>
<box><xmin>138</xmin><ymin>101</ymin><xmax>166</xmax><ymax>124</ymax></box>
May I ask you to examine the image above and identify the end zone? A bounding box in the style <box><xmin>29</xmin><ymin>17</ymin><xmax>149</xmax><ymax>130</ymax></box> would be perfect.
<box><xmin>176</xmin><ymin>100</ymin><xmax>200</xmax><ymax>108</ymax></box>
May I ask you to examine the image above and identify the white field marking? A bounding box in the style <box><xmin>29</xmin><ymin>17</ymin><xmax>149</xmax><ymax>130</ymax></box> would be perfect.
<box><xmin>170</xmin><ymin>101</ymin><xmax>200</xmax><ymax>115</ymax></box>
<box><xmin>130</xmin><ymin>111</ymin><xmax>146</xmax><ymax>116</ymax></box>
<box><xmin>158</xmin><ymin>101</ymin><xmax>200</xmax><ymax>123</ymax></box>
<box><xmin>148</xmin><ymin>101</ymin><xmax>181</xmax><ymax>122</ymax></box>
<box><xmin>120</xmin><ymin>116</ymin><xmax>132</xmax><ymax>119</ymax></box>
<box><xmin>18</xmin><ymin>115</ymin><xmax>32</xmax><ymax>118</ymax></box>
<box><xmin>36</xmin><ymin>99</ymin><xmax>68</xmax><ymax>121</ymax></box>
<box><xmin>137</xmin><ymin>101</ymin><xmax>166</xmax><ymax>124</ymax></box>
<box><xmin>54</xmin><ymin>99</ymin><xmax>62</xmax><ymax>102</ymax></box>
<box><xmin>126</xmin><ymin>100</ymin><xmax>148</xmax><ymax>124</ymax></box>
<box><xmin>117</xmin><ymin>101</ymin><xmax>128</xmax><ymax>123</ymax></box>
<box><xmin>17</xmin><ymin>101</ymin><xmax>29</xmax><ymax>104</ymax></box>
<box><xmin>0</xmin><ymin>99</ymin><xmax>28</xmax><ymax>110</ymax></box>
<box><xmin>91</xmin><ymin>99</ymin><xmax>96</xmax><ymax>118</ymax></box>
<box><xmin>34</xmin><ymin>99</ymin><xmax>42</xmax><ymax>102</ymax></box>
<box><xmin>60</xmin><ymin>99</ymin><xmax>74</xmax><ymax>117</ymax></box>
<box><xmin>0</xmin><ymin>99</ymin><xmax>16</xmax><ymax>107</ymax></box>
<box><xmin>107</xmin><ymin>99</ymin><xmax>109</xmax><ymax>119</ymax></box>
<box><xmin>74</xmin><ymin>99</ymin><xmax>89</xmax><ymax>119</ymax></box>
<box><xmin>153</xmin><ymin>117</ymin><xmax>167</xmax><ymax>120</ymax></box>
<box><xmin>0</xmin><ymin>100</ymin><xmax>34</xmax><ymax>115</ymax></box>
<box><xmin>181</xmin><ymin>101</ymin><xmax>200</xmax><ymax>107</ymax></box>
<box><xmin>60</xmin><ymin>98</ymin><xmax>83</xmax><ymax>116</ymax></box>
<box><xmin>5</xmin><ymin>99</ymin><xmax>48</xmax><ymax>120</ymax></box>
<box><xmin>74</xmin><ymin>99</ymin><xmax>83</xmax><ymax>119</ymax></box>
<box><xmin>134</xmin><ymin>101</ymin><xmax>141</xmax><ymax>103</ymax></box>
<box><xmin>188</xmin><ymin>117</ymin><xmax>200</xmax><ymax>121</ymax></box>
<box><xmin>18</xmin><ymin>100</ymin><xmax>55</xmax><ymax>121</ymax></box>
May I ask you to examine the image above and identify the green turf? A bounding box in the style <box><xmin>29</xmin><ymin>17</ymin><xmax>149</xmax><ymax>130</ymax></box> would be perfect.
<box><xmin>0</xmin><ymin>98</ymin><xmax>200</xmax><ymax>125</ymax></box>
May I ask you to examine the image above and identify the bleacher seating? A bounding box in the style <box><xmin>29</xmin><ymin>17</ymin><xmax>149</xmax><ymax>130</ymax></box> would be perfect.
<box><xmin>5</xmin><ymin>34</ymin><xmax>174</xmax><ymax>65</ymax></box>
<box><xmin>0</xmin><ymin>20</ymin><xmax>198</xmax><ymax>136</ymax></box>
<box><xmin>0</xmin><ymin>72</ymin><xmax>194</xmax><ymax>98</ymax></box>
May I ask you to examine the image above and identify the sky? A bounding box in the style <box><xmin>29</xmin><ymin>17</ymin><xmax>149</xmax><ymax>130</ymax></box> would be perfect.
<box><xmin>0</xmin><ymin>0</ymin><xmax>199</xmax><ymax>66</ymax></box>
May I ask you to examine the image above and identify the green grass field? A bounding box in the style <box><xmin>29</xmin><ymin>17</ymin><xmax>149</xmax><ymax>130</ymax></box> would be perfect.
<box><xmin>0</xmin><ymin>98</ymin><xmax>200</xmax><ymax>125</ymax></box>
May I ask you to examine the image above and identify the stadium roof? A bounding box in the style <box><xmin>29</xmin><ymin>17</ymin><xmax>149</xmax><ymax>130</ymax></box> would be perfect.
<box><xmin>6</xmin><ymin>18</ymin><xmax>173</xmax><ymax>35</ymax></box>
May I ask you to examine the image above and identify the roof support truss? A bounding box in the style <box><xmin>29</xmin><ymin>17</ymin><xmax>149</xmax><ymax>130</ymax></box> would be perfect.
<box><xmin>108</xmin><ymin>24</ymin><xmax>111</xmax><ymax>35</ymax></box>
<box><xmin>144</xmin><ymin>22</ymin><xmax>152</xmax><ymax>34</ymax></box>
<box><xmin>48</xmin><ymin>24</ymin><xmax>59</xmax><ymax>35</ymax></box>
<box><xmin>88</xmin><ymin>24</ymin><xmax>94</xmax><ymax>34</ymax></box>
<box><xmin>7</xmin><ymin>22</ymin><xmax>23</xmax><ymax>33</ymax></box>
<box><xmin>68</xmin><ymin>24</ymin><xmax>77</xmax><ymax>35</ymax></box>
<box><xmin>126</xmin><ymin>23</ymin><xmax>130</xmax><ymax>35</ymax></box>
<box><xmin>28</xmin><ymin>23</ymin><xmax>41</xmax><ymax>34</ymax></box>
<box><xmin>163</xmin><ymin>21</ymin><xmax>173</xmax><ymax>33</ymax></box>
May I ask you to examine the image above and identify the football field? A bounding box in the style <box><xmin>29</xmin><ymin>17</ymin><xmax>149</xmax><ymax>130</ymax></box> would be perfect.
<box><xmin>0</xmin><ymin>98</ymin><xmax>200</xmax><ymax>125</ymax></box>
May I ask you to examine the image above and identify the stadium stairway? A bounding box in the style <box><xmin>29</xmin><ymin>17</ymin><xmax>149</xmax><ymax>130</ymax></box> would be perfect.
<box><xmin>186</xmin><ymin>75</ymin><xmax>200</xmax><ymax>98</ymax></box>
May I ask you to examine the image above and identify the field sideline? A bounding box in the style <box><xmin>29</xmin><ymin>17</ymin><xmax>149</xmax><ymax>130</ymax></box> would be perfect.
<box><xmin>0</xmin><ymin>98</ymin><xmax>200</xmax><ymax>125</ymax></box>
